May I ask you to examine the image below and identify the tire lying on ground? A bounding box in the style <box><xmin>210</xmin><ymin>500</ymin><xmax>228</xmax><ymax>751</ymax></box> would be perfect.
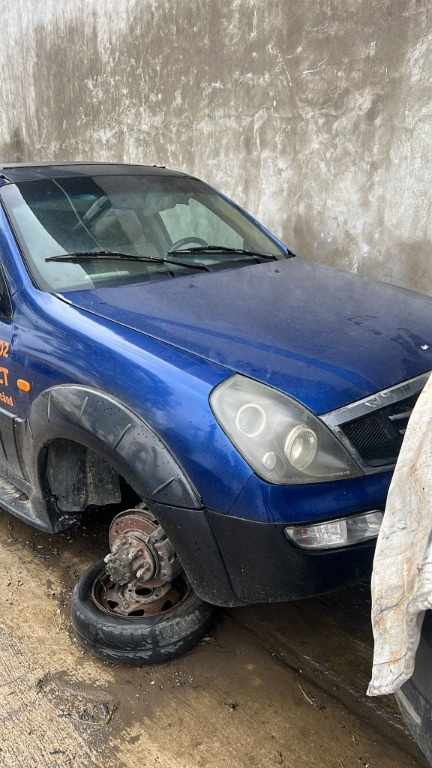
<box><xmin>71</xmin><ymin>559</ymin><xmax>215</xmax><ymax>665</ymax></box>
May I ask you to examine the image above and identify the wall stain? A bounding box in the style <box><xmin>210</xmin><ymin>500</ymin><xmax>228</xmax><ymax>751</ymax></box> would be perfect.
<box><xmin>0</xmin><ymin>0</ymin><xmax>430</xmax><ymax>295</ymax></box>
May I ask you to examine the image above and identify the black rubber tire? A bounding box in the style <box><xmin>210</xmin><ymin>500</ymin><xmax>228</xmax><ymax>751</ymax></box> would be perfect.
<box><xmin>71</xmin><ymin>559</ymin><xmax>215</xmax><ymax>665</ymax></box>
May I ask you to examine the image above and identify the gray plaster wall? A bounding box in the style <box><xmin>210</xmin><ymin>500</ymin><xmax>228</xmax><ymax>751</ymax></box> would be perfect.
<box><xmin>0</xmin><ymin>0</ymin><xmax>431</xmax><ymax>294</ymax></box>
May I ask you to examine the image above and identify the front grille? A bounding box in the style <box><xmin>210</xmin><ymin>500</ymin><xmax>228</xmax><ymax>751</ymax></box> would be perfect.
<box><xmin>341</xmin><ymin>393</ymin><xmax>419</xmax><ymax>466</ymax></box>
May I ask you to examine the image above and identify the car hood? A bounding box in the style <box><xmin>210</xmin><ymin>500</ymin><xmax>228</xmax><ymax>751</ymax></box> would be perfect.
<box><xmin>60</xmin><ymin>257</ymin><xmax>432</xmax><ymax>414</ymax></box>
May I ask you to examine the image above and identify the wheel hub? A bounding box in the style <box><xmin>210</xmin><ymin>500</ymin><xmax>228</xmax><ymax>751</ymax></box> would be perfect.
<box><xmin>101</xmin><ymin>506</ymin><xmax>185</xmax><ymax>616</ymax></box>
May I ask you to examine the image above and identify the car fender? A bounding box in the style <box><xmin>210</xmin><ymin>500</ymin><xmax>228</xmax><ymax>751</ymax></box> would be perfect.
<box><xmin>19</xmin><ymin>384</ymin><xmax>239</xmax><ymax>605</ymax></box>
<box><xmin>24</xmin><ymin>384</ymin><xmax>202</xmax><ymax>518</ymax></box>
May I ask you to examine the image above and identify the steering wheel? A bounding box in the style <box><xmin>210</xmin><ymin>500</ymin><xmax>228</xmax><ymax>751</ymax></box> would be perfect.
<box><xmin>169</xmin><ymin>236</ymin><xmax>208</xmax><ymax>251</ymax></box>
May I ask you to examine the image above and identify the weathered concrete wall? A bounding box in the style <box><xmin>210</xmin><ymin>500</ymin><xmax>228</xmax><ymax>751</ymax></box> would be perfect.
<box><xmin>1</xmin><ymin>0</ymin><xmax>431</xmax><ymax>294</ymax></box>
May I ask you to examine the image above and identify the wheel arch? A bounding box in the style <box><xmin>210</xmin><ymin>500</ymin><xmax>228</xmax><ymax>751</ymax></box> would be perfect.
<box><xmin>24</xmin><ymin>385</ymin><xmax>202</xmax><ymax>529</ymax></box>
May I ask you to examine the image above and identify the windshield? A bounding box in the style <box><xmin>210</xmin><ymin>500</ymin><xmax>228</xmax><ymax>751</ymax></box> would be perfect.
<box><xmin>0</xmin><ymin>174</ymin><xmax>288</xmax><ymax>292</ymax></box>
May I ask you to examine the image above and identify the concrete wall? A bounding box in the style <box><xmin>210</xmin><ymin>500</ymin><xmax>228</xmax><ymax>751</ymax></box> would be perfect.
<box><xmin>1</xmin><ymin>0</ymin><xmax>431</xmax><ymax>294</ymax></box>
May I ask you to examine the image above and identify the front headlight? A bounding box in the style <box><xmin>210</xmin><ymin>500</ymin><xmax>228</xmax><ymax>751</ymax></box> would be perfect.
<box><xmin>209</xmin><ymin>375</ymin><xmax>363</xmax><ymax>484</ymax></box>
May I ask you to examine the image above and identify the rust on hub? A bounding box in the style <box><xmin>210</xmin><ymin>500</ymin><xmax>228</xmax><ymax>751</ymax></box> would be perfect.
<box><xmin>100</xmin><ymin>506</ymin><xmax>187</xmax><ymax>618</ymax></box>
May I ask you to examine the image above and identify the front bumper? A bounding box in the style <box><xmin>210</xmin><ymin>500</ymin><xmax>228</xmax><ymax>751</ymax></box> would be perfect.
<box><xmin>152</xmin><ymin>503</ymin><xmax>378</xmax><ymax>607</ymax></box>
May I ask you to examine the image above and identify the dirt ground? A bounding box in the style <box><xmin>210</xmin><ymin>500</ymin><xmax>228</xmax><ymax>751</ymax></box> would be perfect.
<box><xmin>0</xmin><ymin>508</ymin><xmax>428</xmax><ymax>768</ymax></box>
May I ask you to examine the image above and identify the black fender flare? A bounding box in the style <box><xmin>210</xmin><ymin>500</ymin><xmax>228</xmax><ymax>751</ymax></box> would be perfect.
<box><xmin>24</xmin><ymin>385</ymin><xmax>202</xmax><ymax>522</ymax></box>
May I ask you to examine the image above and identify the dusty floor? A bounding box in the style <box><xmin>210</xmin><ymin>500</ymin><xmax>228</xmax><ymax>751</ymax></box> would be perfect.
<box><xmin>0</xmin><ymin>508</ymin><xmax>428</xmax><ymax>768</ymax></box>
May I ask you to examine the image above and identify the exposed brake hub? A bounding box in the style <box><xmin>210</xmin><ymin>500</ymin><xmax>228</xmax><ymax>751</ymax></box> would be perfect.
<box><xmin>104</xmin><ymin>506</ymin><xmax>182</xmax><ymax>591</ymax></box>
<box><xmin>101</xmin><ymin>506</ymin><xmax>185</xmax><ymax>616</ymax></box>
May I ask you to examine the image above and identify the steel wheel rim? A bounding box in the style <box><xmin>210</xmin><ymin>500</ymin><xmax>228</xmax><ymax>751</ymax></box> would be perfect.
<box><xmin>91</xmin><ymin>567</ymin><xmax>192</xmax><ymax>619</ymax></box>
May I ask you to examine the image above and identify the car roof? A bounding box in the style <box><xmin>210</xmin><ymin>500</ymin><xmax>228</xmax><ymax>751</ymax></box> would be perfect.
<box><xmin>0</xmin><ymin>162</ymin><xmax>186</xmax><ymax>183</ymax></box>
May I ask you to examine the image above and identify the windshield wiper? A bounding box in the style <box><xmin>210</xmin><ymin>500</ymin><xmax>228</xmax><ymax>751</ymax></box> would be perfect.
<box><xmin>45</xmin><ymin>251</ymin><xmax>210</xmax><ymax>271</ymax></box>
<box><xmin>167</xmin><ymin>245</ymin><xmax>279</xmax><ymax>260</ymax></box>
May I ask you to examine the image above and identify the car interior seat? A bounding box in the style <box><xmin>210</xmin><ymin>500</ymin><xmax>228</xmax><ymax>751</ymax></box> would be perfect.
<box><xmin>92</xmin><ymin>210</ymin><xmax>161</xmax><ymax>259</ymax></box>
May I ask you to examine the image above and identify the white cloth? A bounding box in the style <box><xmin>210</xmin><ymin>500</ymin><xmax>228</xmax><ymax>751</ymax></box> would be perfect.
<box><xmin>368</xmin><ymin>373</ymin><xmax>432</xmax><ymax>696</ymax></box>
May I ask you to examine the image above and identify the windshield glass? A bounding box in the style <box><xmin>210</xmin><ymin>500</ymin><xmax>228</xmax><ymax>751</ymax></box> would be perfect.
<box><xmin>0</xmin><ymin>174</ymin><xmax>288</xmax><ymax>292</ymax></box>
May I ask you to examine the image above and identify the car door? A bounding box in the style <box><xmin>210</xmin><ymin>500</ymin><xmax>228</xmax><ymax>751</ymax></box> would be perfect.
<box><xmin>0</xmin><ymin>264</ymin><xmax>27</xmax><ymax>481</ymax></box>
<box><xmin>396</xmin><ymin>612</ymin><xmax>432</xmax><ymax>764</ymax></box>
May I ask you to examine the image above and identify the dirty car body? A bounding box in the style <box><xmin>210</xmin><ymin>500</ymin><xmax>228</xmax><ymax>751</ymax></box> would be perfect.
<box><xmin>0</xmin><ymin>162</ymin><xmax>430</xmax><ymax>663</ymax></box>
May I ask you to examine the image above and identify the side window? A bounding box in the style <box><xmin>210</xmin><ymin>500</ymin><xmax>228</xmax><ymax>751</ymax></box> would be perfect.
<box><xmin>0</xmin><ymin>265</ymin><xmax>12</xmax><ymax>319</ymax></box>
<box><xmin>159</xmin><ymin>199</ymin><xmax>243</xmax><ymax>248</ymax></box>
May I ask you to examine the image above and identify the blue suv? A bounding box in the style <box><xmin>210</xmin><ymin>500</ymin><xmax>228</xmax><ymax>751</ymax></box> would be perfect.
<box><xmin>0</xmin><ymin>162</ymin><xmax>430</xmax><ymax>664</ymax></box>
